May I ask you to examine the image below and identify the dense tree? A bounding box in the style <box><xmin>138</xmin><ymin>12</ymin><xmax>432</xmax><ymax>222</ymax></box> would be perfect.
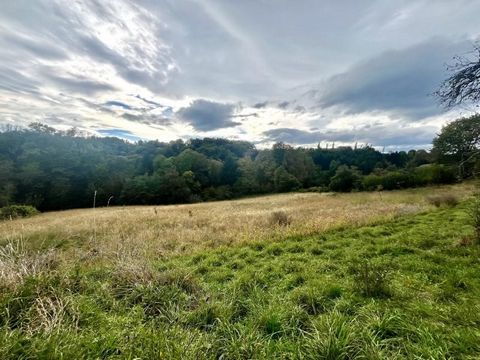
<box><xmin>329</xmin><ymin>166</ymin><xmax>362</xmax><ymax>192</ymax></box>
<box><xmin>433</xmin><ymin>114</ymin><xmax>480</xmax><ymax>177</ymax></box>
<box><xmin>0</xmin><ymin>124</ymin><xmax>464</xmax><ymax>211</ymax></box>
<box><xmin>234</xmin><ymin>157</ymin><xmax>259</xmax><ymax>195</ymax></box>
<box><xmin>274</xmin><ymin>166</ymin><xmax>301</xmax><ymax>192</ymax></box>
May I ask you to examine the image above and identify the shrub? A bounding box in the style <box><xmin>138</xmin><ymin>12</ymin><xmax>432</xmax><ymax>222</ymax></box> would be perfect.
<box><xmin>426</xmin><ymin>194</ymin><xmax>459</xmax><ymax>208</ymax></box>
<box><xmin>269</xmin><ymin>211</ymin><xmax>291</xmax><ymax>226</ymax></box>
<box><xmin>351</xmin><ymin>261</ymin><xmax>391</xmax><ymax>298</ymax></box>
<box><xmin>414</xmin><ymin>164</ymin><xmax>457</xmax><ymax>185</ymax></box>
<box><xmin>363</xmin><ymin>171</ymin><xmax>415</xmax><ymax>191</ymax></box>
<box><xmin>0</xmin><ymin>205</ymin><xmax>39</xmax><ymax>220</ymax></box>
<box><xmin>431</xmin><ymin>165</ymin><xmax>457</xmax><ymax>184</ymax></box>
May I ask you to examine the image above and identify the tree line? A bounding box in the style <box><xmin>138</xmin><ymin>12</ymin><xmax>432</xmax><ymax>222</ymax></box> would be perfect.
<box><xmin>0</xmin><ymin>116</ymin><xmax>478</xmax><ymax>212</ymax></box>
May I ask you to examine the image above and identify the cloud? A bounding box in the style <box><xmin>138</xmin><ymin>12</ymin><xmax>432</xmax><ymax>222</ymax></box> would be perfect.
<box><xmin>121</xmin><ymin>113</ymin><xmax>171</xmax><ymax>126</ymax></box>
<box><xmin>310</xmin><ymin>37</ymin><xmax>471</xmax><ymax>119</ymax></box>
<box><xmin>133</xmin><ymin>95</ymin><xmax>163</xmax><ymax>108</ymax></box>
<box><xmin>45</xmin><ymin>74</ymin><xmax>117</xmax><ymax>95</ymax></box>
<box><xmin>176</xmin><ymin>99</ymin><xmax>240</xmax><ymax>131</ymax></box>
<box><xmin>0</xmin><ymin>32</ymin><xmax>67</xmax><ymax>60</ymax></box>
<box><xmin>252</xmin><ymin>101</ymin><xmax>268</xmax><ymax>109</ymax></box>
<box><xmin>1</xmin><ymin>1</ymin><xmax>480</xmax><ymax>148</ymax></box>
<box><xmin>0</xmin><ymin>67</ymin><xmax>41</xmax><ymax>95</ymax></box>
<box><xmin>104</xmin><ymin>101</ymin><xmax>132</xmax><ymax>110</ymax></box>
<box><xmin>263</xmin><ymin>124</ymin><xmax>436</xmax><ymax>148</ymax></box>
<box><xmin>97</xmin><ymin>128</ymin><xmax>143</xmax><ymax>142</ymax></box>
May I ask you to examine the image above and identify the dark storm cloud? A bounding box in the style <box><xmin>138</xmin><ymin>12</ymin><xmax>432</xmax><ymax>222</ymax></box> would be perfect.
<box><xmin>313</xmin><ymin>38</ymin><xmax>471</xmax><ymax>119</ymax></box>
<box><xmin>263</xmin><ymin>125</ymin><xmax>435</xmax><ymax>147</ymax></box>
<box><xmin>176</xmin><ymin>99</ymin><xmax>240</xmax><ymax>131</ymax></box>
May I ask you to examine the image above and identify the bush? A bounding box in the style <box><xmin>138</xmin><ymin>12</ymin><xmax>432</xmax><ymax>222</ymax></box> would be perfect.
<box><xmin>363</xmin><ymin>171</ymin><xmax>414</xmax><ymax>191</ymax></box>
<box><xmin>414</xmin><ymin>164</ymin><xmax>457</xmax><ymax>185</ymax></box>
<box><xmin>426</xmin><ymin>194</ymin><xmax>459</xmax><ymax>208</ymax></box>
<box><xmin>0</xmin><ymin>205</ymin><xmax>39</xmax><ymax>220</ymax></box>
<box><xmin>431</xmin><ymin>165</ymin><xmax>457</xmax><ymax>184</ymax></box>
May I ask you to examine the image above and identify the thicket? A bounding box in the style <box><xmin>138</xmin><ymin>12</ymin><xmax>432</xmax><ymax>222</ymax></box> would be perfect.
<box><xmin>0</xmin><ymin>205</ymin><xmax>39</xmax><ymax>220</ymax></box>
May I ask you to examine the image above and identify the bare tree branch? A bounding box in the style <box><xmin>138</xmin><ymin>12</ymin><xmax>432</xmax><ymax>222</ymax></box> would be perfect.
<box><xmin>435</xmin><ymin>44</ymin><xmax>480</xmax><ymax>108</ymax></box>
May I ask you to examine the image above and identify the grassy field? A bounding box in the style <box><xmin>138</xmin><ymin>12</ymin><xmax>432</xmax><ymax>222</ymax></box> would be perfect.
<box><xmin>1</xmin><ymin>183</ymin><xmax>479</xmax><ymax>359</ymax></box>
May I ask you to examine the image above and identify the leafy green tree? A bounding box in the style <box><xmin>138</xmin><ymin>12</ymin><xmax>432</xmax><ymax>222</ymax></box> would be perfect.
<box><xmin>283</xmin><ymin>148</ymin><xmax>315</xmax><ymax>186</ymax></box>
<box><xmin>329</xmin><ymin>165</ymin><xmax>362</xmax><ymax>192</ymax></box>
<box><xmin>274</xmin><ymin>166</ymin><xmax>300</xmax><ymax>192</ymax></box>
<box><xmin>433</xmin><ymin>114</ymin><xmax>480</xmax><ymax>177</ymax></box>
<box><xmin>234</xmin><ymin>157</ymin><xmax>259</xmax><ymax>195</ymax></box>
<box><xmin>220</xmin><ymin>155</ymin><xmax>239</xmax><ymax>185</ymax></box>
<box><xmin>174</xmin><ymin>149</ymin><xmax>215</xmax><ymax>187</ymax></box>
<box><xmin>253</xmin><ymin>151</ymin><xmax>277</xmax><ymax>192</ymax></box>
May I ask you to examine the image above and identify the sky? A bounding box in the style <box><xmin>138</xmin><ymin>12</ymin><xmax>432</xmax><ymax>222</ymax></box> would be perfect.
<box><xmin>1</xmin><ymin>0</ymin><xmax>479</xmax><ymax>150</ymax></box>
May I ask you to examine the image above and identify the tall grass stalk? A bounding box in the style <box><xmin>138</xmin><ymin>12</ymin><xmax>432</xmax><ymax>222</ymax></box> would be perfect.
<box><xmin>93</xmin><ymin>190</ymin><xmax>97</xmax><ymax>243</ymax></box>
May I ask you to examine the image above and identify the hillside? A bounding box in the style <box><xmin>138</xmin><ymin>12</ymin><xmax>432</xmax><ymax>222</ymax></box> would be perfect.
<box><xmin>1</xmin><ymin>183</ymin><xmax>479</xmax><ymax>358</ymax></box>
<box><xmin>0</xmin><ymin>128</ymin><xmax>459</xmax><ymax>212</ymax></box>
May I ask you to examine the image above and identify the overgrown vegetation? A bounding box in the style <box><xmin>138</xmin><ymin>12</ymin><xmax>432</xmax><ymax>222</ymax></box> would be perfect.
<box><xmin>0</xmin><ymin>187</ymin><xmax>479</xmax><ymax>358</ymax></box>
<box><xmin>426</xmin><ymin>193</ymin><xmax>459</xmax><ymax>208</ymax></box>
<box><xmin>0</xmin><ymin>205</ymin><xmax>39</xmax><ymax>220</ymax></box>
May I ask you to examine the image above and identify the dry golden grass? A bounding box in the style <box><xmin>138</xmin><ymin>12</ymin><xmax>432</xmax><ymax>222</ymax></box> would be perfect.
<box><xmin>0</xmin><ymin>184</ymin><xmax>474</xmax><ymax>267</ymax></box>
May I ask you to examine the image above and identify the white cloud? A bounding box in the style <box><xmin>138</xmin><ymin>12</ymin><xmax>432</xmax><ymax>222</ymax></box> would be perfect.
<box><xmin>0</xmin><ymin>0</ymin><xmax>479</xmax><ymax>148</ymax></box>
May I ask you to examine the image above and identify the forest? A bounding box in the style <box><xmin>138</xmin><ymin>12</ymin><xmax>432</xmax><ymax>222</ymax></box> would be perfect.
<box><xmin>1</xmin><ymin>117</ymin><xmax>473</xmax><ymax>212</ymax></box>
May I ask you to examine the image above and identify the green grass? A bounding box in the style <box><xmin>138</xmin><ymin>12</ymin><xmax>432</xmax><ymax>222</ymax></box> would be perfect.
<box><xmin>1</xmin><ymin>201</ymin><xmax>480</xmax><ymax>359</ymax></box>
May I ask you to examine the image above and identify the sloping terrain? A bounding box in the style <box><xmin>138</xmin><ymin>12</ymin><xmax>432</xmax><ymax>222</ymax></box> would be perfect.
<box><xmin>0</xmin><ymin>184</ymin><xmax>479</xmax><ymax>359</ymax></box>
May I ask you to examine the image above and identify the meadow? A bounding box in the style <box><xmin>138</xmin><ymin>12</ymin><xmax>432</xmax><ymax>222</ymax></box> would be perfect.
<box><xmin>0</xmin><ymin>183</ymin><xmax>479</xmax><ymax>359</ymax></box>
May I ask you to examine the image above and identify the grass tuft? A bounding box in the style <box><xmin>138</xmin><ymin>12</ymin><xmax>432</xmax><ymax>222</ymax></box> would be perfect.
<box><xmin>351</xmin><ymin>260</ymin><xmax>392</xmax><ymax>298</ymax></box>
<box><xmin>426</xmin><ymin>193</ymin><xmax>459</xmax><ymax>207</ymax></box>
<box><xmin>269</xmin><ymin>210</ymin><xmax>292</xmax><ymax>226</ymax></box>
